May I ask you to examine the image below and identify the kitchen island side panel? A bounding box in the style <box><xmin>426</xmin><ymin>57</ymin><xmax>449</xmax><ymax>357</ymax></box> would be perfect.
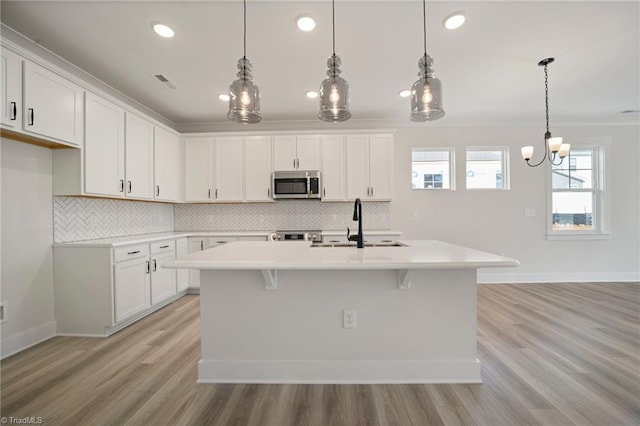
<box><xmin>198</xmin><ymin>268</ymin><xmax>479</xmax><ymax>383</ymax></box>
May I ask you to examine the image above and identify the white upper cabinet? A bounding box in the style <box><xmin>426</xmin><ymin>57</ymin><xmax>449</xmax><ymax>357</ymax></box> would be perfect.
<box><xmin>1</xmin><ymin>48</ymin><xmax>22</xmax><ymax>129</ymax></box>
<box><xmin>84</xmin><ymin>92</ymin><xmax>125</xmax><ymax>197</ymax></box>
<box><xmin>23</xmin><ymin>61</ymin><xmax>83</xmax><ymax>146</ymax></box>
<box><xmin>245</xmin><ymin>136</ymin><xmax>272</xmax><ymax>201</ymax></box>
<box><xmin>125</xmin><ymin>112</ymin><xmax>154</xmax><ymax>199</ymax></box>
<box><xmin>346</xmin><ymin>134</ymin><xmax>393</xmax><ymax>201</ymax></box>
<box><xmin>273</xmin><ymin>135</ymin><xmax>320</xmax><ymax>171</ymax></box>
<box><xmin>154</xmin><ymin>126</ymin><xmax>180</xmax><ymax>202</ymax></box>
<box><xmin>320</xmin><ymin>135</ymin><xmax>346</xmax><ymax>201</ymax></box>
<box><xmin>184</xmin><ymin>136</ymin><xmax>215</xmax><ymax>202</ymax></box>
<box><xmin>215</xmin><ymin>136</ymin><xmax>244</xmax><ymax>202</ymax></box>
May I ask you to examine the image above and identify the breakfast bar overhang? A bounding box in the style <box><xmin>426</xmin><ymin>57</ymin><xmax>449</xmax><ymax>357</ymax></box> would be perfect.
<box><xmin>165</xmin><ymin>240</ymin><xmax>519</xmax><ymax>384</ymax></box>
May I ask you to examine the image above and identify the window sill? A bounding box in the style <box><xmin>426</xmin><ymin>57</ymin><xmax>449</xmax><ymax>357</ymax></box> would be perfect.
<box><xmin>546</xmin><ymin>232</ymin><xmax>611</xmax><ymax>241</ymax></box>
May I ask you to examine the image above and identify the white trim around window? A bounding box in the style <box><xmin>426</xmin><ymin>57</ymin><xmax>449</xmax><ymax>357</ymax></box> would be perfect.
<box><xmin>465</xmin><ymin>146</ymin><xmax>510</xmax><ymax>190</ymax></box>
<box><xmin>546</xmin><ymin>137</ymin><xmax>611</xmax><ymax>240</ymax></box>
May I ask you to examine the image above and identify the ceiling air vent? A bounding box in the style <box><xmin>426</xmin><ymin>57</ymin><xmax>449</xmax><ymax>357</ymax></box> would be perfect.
<box><xmin>153</xmin><ymin>74</ymin><xmax>178</xmax><ymax>90</ymax></box>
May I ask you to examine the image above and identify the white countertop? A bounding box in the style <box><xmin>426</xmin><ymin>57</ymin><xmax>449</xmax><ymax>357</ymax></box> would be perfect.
<box><xmin>164</xmin><ymin>240</ymin><xmax>519</xmax><ymax>270</ymax></box>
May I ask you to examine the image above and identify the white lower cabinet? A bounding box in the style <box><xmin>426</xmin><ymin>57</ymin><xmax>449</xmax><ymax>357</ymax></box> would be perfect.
<box><xmin>114</xmin><ymin>256</ymin><xmax>151</xmax><ymax>323</ymax></box>
<box><xmin>54</xmin><ymin>238</ymin><xmax>183</xmax><ymax>336</ymax></box>
<box><xmin>176</xmin><ymin>238</ymin><xmax>189</xmax><ymax>292</ymax></box>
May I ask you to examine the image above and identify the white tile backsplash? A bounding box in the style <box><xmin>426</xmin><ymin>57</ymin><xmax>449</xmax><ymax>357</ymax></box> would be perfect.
<box><xmin>54</xmin><ymin>198</ymin><xmax>391</xmax><ymax>242</ymax></box>
<box><xmin>174</xmin><ymin>201</ymin><xmax>391</xmax><ymax>231</ymax></box>
<box><xmin>53</xmin><ymin>197</ymin><xmax>174</xmax><ymax>242</ymax></box>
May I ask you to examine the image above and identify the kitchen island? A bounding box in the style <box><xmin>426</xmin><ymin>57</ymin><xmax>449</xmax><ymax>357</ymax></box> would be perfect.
<box><xmin>164</xmin><ymin>240</ymin><xmax>519</xmax><ymax>384</ymax></box>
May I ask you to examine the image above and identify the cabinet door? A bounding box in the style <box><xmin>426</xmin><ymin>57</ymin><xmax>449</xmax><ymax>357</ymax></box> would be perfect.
<box><xmin>184</xmin><ymin>137</ymin><xmax>214</xmax><ymax>202</ymax></box>
<box><xmin>150</xmin><ymin>251</ymin><xmax>176</xmax><ymax>304</ymax></box>
<box><xmin>245</xmin><ymin>136</ymin><xmax>272</xmax><ymax>201</ymax></box>
<box><xmin>114</xmin><ymin>258</ymin><xmax>151</xmax><ymax>323</ymax></box>
<box><xmin>296</xmin><ymin>135</ymin><xmax>320</xmax><ymax>170</ymax></box>
<box><xmin>84</xmin><ymin>92</ymin><xmax>125</xmax><ymax>197</ymax></box>
<box><xmin>154</xmin><ymin>127</ymin><xmax>179</xmax><ymax>201</ymax></box>
<box><xmin>125</xmin><ymin>113</ymin><xmax>154</xmax><ymax>199</ymax></box>
<box><xmin>215</xmin><ymin>136</ymin><xmax>243</xmax><ymax>201</ymax></box>
<box><xmin>23</xmin><ymin>61</ymin><xmax>83</xmax><ymax>145</ymax></box>
<box><xmin>176</xmin><ymin>238</ymin><xmax>189</xmax><ymax>292</ymax></box>
<box><xmin>1</xmin><ymin>48</ymin><xmax>22</xmax><ymax>129</ymax></box>
<box><xmin>320</xmin><ymin>135</ymin><xmax>346</xmax><ymax>201</ymax></box>
<box><xmin>345</xmin><ymin>135</ymin><xmax>370</xmax><ymax>200</ymax></box>
<box><xmin>368</xmin><ymin>134</ymin><xmax>393</xmax><ymax>200</ymax></box>
<box><xmin>272</xmin><ymin>135</ymin><xmax>297</xmax><ymax>171</ymax></box>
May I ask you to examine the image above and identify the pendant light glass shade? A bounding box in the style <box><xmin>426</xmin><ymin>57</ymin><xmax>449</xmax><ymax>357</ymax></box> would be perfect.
<box><xmin>410</xmin><ymin>54</ymin><xmax>444</xmax><ymax>122</ymax></box>
<box><xmin>319</xmin><ymin>54</ymin><xmax>351</xmax><ymax>122</ymax></box>
<box><xmin>227</xmin><ymin>57</ymin><xmax>261</xmax><ymax>124</ymax></box>
<box><xmin>227</xmin><ymin>0</ymin><xmax>261</xmax><ymax>124</ymax></box>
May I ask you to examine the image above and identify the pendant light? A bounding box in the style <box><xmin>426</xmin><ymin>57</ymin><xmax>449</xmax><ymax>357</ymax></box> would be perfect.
<box><xmin>319</xmin><ymin>0</ymin><xmax>351</xmax><ymax>122</ymax></box>
<box><xmin>227</xmin><ymin>0</ymin><xmax>261</xmax><ymax>124</ymax></box>
<box><xmin>410</xmin><ymin>0</ymin><xmax>445</xmax><ymax>122</ymax></box>
<box><xmin>521</xmin><ymin>58</ymin><xmax>570</xmax><ymax>166</ymax></box>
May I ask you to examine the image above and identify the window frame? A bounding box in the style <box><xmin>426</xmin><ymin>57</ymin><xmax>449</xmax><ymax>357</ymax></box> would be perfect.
<box><xmin>465</xmin><ymin>146</ymin><xmax>510</xmax><ymax>190</ymax></box>
<box><xmin>546</xmin><ymin>138</ymin><xmax>611</xmax><ymax>240</ymax></box>
<box><xmin>411</xmin><ymin>147</ymin><xmax>456</xmax><ymax>190</ymax></box>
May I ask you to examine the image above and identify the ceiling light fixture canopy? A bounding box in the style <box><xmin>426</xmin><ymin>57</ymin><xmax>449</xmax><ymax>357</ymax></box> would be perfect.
<box><xmin>319</xmin><ymin>0</ymin><xmax>351</xmax><ymax>122</ymax></box>
<box><xmin>410</xmin><ymin>0</ymin><xmax>445</xmax><ymax>122</ymax></box>
<box><xmin>521</xmin><ymin>58</ymin><xmax>570</xmax><ymax>166</ymax></box>
<box><xmin>227</xmin><ymin>0</ymin><xmax>261</xmax><ymax>124</ymax></box>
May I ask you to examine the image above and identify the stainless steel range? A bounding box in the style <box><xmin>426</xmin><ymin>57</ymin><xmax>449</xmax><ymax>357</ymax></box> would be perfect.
<box><xmin>268</xmin><ymin>230</ymin><xmax>322</xmax><ymax>242</ymax></box>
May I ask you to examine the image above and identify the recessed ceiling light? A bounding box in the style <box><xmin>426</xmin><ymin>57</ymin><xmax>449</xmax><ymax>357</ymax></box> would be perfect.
<box><xmin>443</xmin><ymin>12</ymin><xmax>466</xmax><ymax>30</ymax></box>
<box><xmin>306</xmin><ymin>90</ymin><xmax>319</xmax><ymax>99</ymax></box>
<box><xmin>296</xmin><ymin>16</ymin><xmax>316</xmax><ymax>32</ymax></box>
<box><xmin>153</xmin><ymin>23</ymin><xmax>175</xmax><ymax>38</ymax></box>
<box><xmin>218</xmin><ymin>93</ymin><xmax>230</xmax><ymax>102</ymax></box>
<box><xmin>398</xmin><ymin>89</ymin><xmax>411</xmax><ymax>98</ymax></box>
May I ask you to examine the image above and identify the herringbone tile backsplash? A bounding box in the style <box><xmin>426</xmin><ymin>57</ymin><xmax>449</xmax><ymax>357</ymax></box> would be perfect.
<box><xmin>54</xmin><ymin>197</ymin><xmax>174</xmax><ymax>242</ymax></box>
<box><xmin>54</xmin><ymin>198</ymin><xmax>391</xmax><ymax>242</ymax></box>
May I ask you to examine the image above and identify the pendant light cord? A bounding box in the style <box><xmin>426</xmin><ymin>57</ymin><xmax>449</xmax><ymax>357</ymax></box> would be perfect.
<box><xmin>332</xmin><ymin>0</ymin><xmax>336</xmax><ymax>55</ymax></box>
<box><xmin>422</xmin><ymin>0</ymin><xmax>427</xmax><ymax>58</ymax></box>
<box><xmin>243</xmin><ymin>0</ymin><xmax>247</xmax><ymax>59</ymax></box>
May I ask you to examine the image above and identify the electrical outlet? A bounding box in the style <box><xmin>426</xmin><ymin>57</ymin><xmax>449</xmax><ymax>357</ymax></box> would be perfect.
<box><xmin>0</xmin><ymin>302</ymin><xmax>6</xmax><ymax>323</ymax></box>
<box><xmin>524</xmin><ymin>208</ymin><xmax>536</xmax><ymax>217</ymax></box>
<box><xmin>343</xmin><ymin>309</ymin><xmax>356</xmax><ymax>328</ymax></box>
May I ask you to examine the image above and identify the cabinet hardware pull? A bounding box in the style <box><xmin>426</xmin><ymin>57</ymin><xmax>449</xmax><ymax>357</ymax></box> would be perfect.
<box><xmin>10</xmin><ymin>102</ymin><xmax>17</xmax><ymax>120</ymax></box>
<box><xmin>146</xmin><ymin>261</ymin><xmax>150</xmax><ymax>274</ymax></box>
<box><xmin>160</xmin><ymin>245</ymin><xmax>170</xmax><ymax>249</ymax></box>
<box><xmin>215</xmin><ymin>189</ymin><xmax>218</xmax><ymax>199</ymax></box>
<box><xmin>267</xmin><ymin>188</ymin><xmax>270</xmax><ymax>197</ymax></box>
<box><xmin>216</xmin><ymin>241</ymin><xmax>227</xmax><ymax>244</ymax></box>
<box><xmin>156</xmin><ymin>185</ymin><xmax>160</xmax><ymax>197</ymax></box>
<box><xmin>200</xmin><ymin>240</ymin><xmax>204</xmax><ymax>250</ymax></box>
<box><xmin>296</xmin><ymin>158</ymin><xmax>300</xmax><ymax>169</ymax></box>
<box><xmin>127</xmin><ymin>181</ymin><xmax>132</xmax><ymax>193</ymax></box>
<box><xmin>27</xmin><ymin>108</ymin><xmax>34</xmax><ymax>126</ymax></box>
<box><xmin>120</xmin><ymin>179</ymin><xmax>124</xmax><ymax>192</ymax></box>
<box><xmin>293</xmin><ymin>158</ymin><xmax>296</xmax><ymax>169</ymax></box>
<box><xmin>323</xmin><ymin>188</ymin><xmax>326</xmax><ymax>197</ymax></box>
<box><xmin>153</xmin><ymin>259</ymin><xmax>157</xmax><ymax>271</ymax></box>
<box><xmin>208</xmin><ymin>188</ymin><xmax>211</xmax><ymax>199</ymax></box>
<box><xmin>371</xmin><ymin>187</ymin><xmax>374</xmax><ymax>197</ymax></box>
<box><xmin>127</xmin><ymin>250</ymin><xmax>141</xmax><ymax>255</ymax></box>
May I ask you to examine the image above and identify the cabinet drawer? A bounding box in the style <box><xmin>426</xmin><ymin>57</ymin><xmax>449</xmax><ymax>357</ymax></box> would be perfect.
<box><xmin>208</xmin><ymin>237</ymin><xmax>237</xmax><ymax>247</ymax></box>
<box><xmin>114</xmin><ymin>244</ymin><xmax>149</xmax><ymax>262</ymax></box>
<box><xmin>150</xmin><ymin>240</ymin><xmax>175</xmax><ymax>254</ymax></box>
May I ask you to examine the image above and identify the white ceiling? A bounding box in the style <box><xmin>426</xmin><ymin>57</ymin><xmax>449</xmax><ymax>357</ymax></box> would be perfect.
<box><xmin>1</xmin><ymin>1</ymin><xmax>638</xmax><ymax>131</ymax></box>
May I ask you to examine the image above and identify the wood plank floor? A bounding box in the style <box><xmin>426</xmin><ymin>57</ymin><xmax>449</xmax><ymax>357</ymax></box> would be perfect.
<box><xmin>1</xmin><ymin>283</ymin><xmax>639</xmax><ymax>425</ymax></box>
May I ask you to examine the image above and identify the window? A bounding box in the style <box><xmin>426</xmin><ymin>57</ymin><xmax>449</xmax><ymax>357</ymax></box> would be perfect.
<box><xmin>466</xmin><ymin>147</ymin><xmax>509</xmax><ymax>189</ymax></box>
<box><xmin>549</xmin><ymin>142</ymin><xmax>609</xmax><ymax>238</ymax></box>
<box><xmin>411</xmin><ymin>148</ymin><xmax>454</xmax><ymax>189</ymax></box>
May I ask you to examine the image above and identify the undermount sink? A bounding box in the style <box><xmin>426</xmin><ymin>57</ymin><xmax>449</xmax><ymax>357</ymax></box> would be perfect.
<box><xmin>311</xmin><ymin>241</ymin><xmax>407</xmax><ymax>248</ymax></box>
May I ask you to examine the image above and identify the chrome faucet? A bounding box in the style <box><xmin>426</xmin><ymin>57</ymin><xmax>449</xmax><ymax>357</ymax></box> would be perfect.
<box><xmin>347</xmin><ymin>197</ymin><xmax>364</xmax><ymax>248</ymax></box>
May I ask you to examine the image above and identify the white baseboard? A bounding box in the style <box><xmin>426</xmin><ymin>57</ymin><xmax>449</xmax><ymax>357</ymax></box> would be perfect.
<box><xmin>1</xmin><ymin>321</ymin><xmax>57</xmax><ymax>359</ymax></box>
<box><xmin>197</xmin><ymin>359</ymin><xmax>482</xmax><ymax>384</ymax></box>
<box><xmin>478</xmin><ymin>271</ymin><xmax>640</xmax><ymax>284</ymax></box>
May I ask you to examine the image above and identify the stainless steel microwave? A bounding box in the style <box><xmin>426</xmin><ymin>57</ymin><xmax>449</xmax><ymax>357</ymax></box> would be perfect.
<box><xmin>271</xmin><ymin>170</ymin><xmax>321</xmax><ymax>199</ymax></box>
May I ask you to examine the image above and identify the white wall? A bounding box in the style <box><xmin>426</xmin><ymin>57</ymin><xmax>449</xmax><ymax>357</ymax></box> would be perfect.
<box><xmin>391</xmin><ymin>124</ymin><xmax>640</xmax><ymax>283</ymax></box>
<box><xmin>1</xmin><ymin>139</ymin><xmax>56</xmax><ymax>358</ymax></box>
